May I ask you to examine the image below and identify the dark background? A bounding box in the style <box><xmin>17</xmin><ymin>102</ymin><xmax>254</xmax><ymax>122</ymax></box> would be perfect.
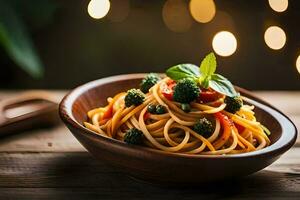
<box><xmin>1</xmin><ymin>0</ymin><xmax>300</xmax><ymax>90</ymax></box>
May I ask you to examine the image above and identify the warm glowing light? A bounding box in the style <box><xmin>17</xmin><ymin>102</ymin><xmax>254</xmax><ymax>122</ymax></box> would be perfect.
<box><xmin>88</xmin><ymin>0</ymin><xmax>110</xmax><ymax>19</ymax></box>
<box><xmin>162</xmin><ymin>0</ymin><xmax>192</xmax><ymax>33</ymax></box>
<box><xmin>212</xmin><ymin>31</ymin><xmax>237</xmax><ymax>57</ymax></box>
<box><xmin>264</xmin><ymin>26</ymin><xmax>286</xmax><ymax>50</ymax></box>
<box><xmin>268</xmin><ymin>0</ymin><xmax>288</xmax><ymax>12</ymax></box>
<box><xmin>189</xmin><ymin>0</ymin><xmax>216</xmax><ymax>23</ymax></box>
<box><xmin>296</xmin><ymin>55</ymin><xmax>300</xmax><ymax>75</ymax></box>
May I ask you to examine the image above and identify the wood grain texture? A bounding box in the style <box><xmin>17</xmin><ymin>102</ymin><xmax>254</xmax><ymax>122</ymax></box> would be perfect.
<box><xmin>0</xmin><ymin>124</ymin><xmax>85</xmax><ymax>152</ymax></box>
<box><xmin>0</xmin><ymin>187</ymin><xmax>298</xmax><ymax>200</ymax></box>
<box><xmin>0</xmin><ymin>150</ymin><xmax>299</xmax><ymax>199</ymax></box>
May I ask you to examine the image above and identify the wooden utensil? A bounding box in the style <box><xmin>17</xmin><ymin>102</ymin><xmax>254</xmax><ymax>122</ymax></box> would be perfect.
<box><xmin>0</xmin><ymin>91</ymin><xmax>59</xmax><ymax>137</ymax></box>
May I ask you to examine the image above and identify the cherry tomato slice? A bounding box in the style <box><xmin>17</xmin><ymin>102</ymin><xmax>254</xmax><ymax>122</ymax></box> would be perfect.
<box><xmin>102</xmin><ymin>104</ymin><xmax>113</xmax><ymax>119</ymax></box>
<box><xmin>198</xmin><ymin>89</ymin><xmax>219</xmax><ymax>103</ymax></box>
<box><xmin>234</xmin><ymin>122</ymin><xmax>245</xmax><ymax>133</ymax></box>
<box><xmin>161</xmin><ymin>80</ymin><xmax>176</xmax><ymax>101</ymax></box>
<box><xmin>144</xmin><ymin>112</ymin><xmax>150</xmax><ymax>120</ymax></box>
<box><xmin>162</xmin><ymin>88</ymin><xmax>173</xmax><ymax>101</ymax></box>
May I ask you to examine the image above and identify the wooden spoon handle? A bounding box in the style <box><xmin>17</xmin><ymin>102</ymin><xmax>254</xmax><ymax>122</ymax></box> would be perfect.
<box><xmin>0</xmin><ymin>91</ymin><xmax>59</xmax><ymax>136</ymax></box>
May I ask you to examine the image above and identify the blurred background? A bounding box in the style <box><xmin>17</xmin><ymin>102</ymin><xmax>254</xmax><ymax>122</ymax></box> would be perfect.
<box><xmin>0</xmin><ymin>0</ymin><xmax>299</xmax><ymax>90</ymax></box>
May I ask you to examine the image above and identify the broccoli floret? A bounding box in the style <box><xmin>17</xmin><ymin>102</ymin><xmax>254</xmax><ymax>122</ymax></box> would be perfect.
<box><xmin>193</xmin><ymin>118</ymin><xmax>214</xmax><ymax>137</ymax></box>
<box><xmin>181</xmin><ymin>103</ymin><xmax>191</xmax><ymax>113</ymax></box>
<box><xmin>155</xmin><ymin>105</ymin><xmax>167</xmax><ymax>114</ymax></box>
<box><xmin>147</xmin><ymin>104</ymin><xmax>156</xmax><ymax>114</ymax></box>
<box><xmin>147</xmin><ymin>104</ymin><xmax>167</xmax><ymax>114</ymax></box>
<box><xmin>173</xmin><ymin>78</ymin><xmax>200</xmax><ymax>103</ymax></box>
<box><xmin>125</xmin><ymin>89</ymin><xmax>145</xmax><ymax>107</ymax></box>
<box><xmin>224</xmin><ymin>96</ymin><xmax>243</xmax><ymax>113</ymax></box>
<box><xmin>140</xmin><ymin>73</ymin><xmax>161</xmax><ymax>93</ymax></box>
<box><xmin>124</xmin><ymin>128</ymin><xmax>144</xmax><ymax>145</ymax></box>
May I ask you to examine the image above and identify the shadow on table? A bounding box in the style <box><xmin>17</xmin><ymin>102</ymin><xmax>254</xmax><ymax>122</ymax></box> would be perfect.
<box><xmin>1</xmin><ymin>152</ymin><xmax>299</xmax><ymax>199</ymax></box>
<box><xmin>45</xmin><ymin>153</ymin><xmax>300</xmax><ymax>199</ymax></box>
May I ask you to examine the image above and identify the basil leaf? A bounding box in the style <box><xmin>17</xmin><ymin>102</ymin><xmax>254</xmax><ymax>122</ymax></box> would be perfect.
<box><xmin>199</xmin><ymin>76</ymin><xmax>210</xmax><ymax>88</ymax></box>
<box><xmin>209</xmin><ymin>74</ymin><xmax>238</xmax><ymax>97</ymax></box>
<box><xmin>166</xmin><ymin>64</ymin><xmax>200</xmax><ymax>81</ymax></box>
<box><xmin>199</xmin><ymin>52</ymin><xmax>216</xmax><ymax>78</ymax></box>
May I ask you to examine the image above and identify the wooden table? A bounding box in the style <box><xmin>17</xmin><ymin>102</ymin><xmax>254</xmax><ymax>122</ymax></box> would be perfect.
<box><xmin>0</xmin><ymin>91</ymin><xmax>299</xmax><ymax>199</ymax></box>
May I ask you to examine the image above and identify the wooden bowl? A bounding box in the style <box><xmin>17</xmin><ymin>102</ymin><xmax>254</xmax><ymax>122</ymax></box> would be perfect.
<box><xmin>59</xmin><ymin>74</ymin><xmax>297</xmax><ymax>184</ymax></box>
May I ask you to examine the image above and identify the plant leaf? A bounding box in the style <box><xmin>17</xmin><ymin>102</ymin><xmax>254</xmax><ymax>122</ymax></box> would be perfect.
<box><xmin>199</xmin><ymin>52</ymin><xmax>216</xmax><ymax>77</ymax></box>
<box><xmin>201</xmin><ymin>77</ymin><xmax>210</xmax><ymax>88</ymax></box>
<box><xmin>209</xmin><ymin>74</ymin><xmax>238</xmax><ymax>97</ymax></box>
<box><xmin>0</xmin><ymin>0</ymin><xmax>43</xmax><ymax>78</ymax></box>
<box><xmin>166</xmin><ymin>64</ymin><xmax>200</xmax><ymax>81</ymax></box>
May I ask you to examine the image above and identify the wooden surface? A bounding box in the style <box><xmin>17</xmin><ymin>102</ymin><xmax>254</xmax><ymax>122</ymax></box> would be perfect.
<box><xmin>0</xmin><ymin>90</ymin><xmax>299</xmax><ymax>199</ymax></box>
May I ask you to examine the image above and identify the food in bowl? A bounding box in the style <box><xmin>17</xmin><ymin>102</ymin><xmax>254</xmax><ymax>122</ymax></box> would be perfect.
<box><xmin>84</xmin><ymin>52</ymin><xmax>271</xmax><ymax>155</ymax></box>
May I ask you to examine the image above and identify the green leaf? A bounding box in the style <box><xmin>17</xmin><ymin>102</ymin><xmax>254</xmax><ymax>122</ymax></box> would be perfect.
<box><xmin>0</xmin><ymin>0</ymin><xmax>44</xmax><ymax>78</ymax></box>
<box><xmin>166</xmin><ymin>64</ymin><xmax>200</xmax><ymax>81</ymax></box>
<box><xmin>201</xmin><ymin>77</ymin><xmax>210</xmax><ymax>88</ymax></box>
<box><xmin>209</xmin><ymin>74</ymin><xmax>238</xmax><ymax>97</ymax></box>
<box><xmin>199</xmin><ymin>52</ymin><xmax>216</xmax><ymax>77</ymax></box>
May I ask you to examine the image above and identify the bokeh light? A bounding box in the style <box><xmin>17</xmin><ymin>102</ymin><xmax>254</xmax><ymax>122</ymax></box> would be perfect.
<box><xmin>212</xmin><ymin>31</ymin><xmax>237</xmax><ymax>57</ymax></box>
<box><xmin>264</xmin><ymin>26</ymin><xmax>286</xmax><ymax>50</ymax></box>
<box><xmin>162</xmin><ymin>0</ymin><xmax>192</xmax><ymax>33</ymax></box>
<box><xmin>268</xmin><ymin>0</ymin><xmax>288</xmax><ymax>12</ymax></box>
<box><xmin>88</xmin><ymin>0</ymin><xmax>110</xmax><ymax>19</ymax></box>
<box><xmin>107</xmin><ymin>0</ymin><xmax>130</xmax><ymax>22</ymax></box>
<box><xmin>296</xmin><ymin>55</ymin><xmax>300</xmax><ymax>75</ymax></box>
<box><xmin>189</xmin><ymin>0</ymin><xmax>216</xmax><ymax>23</ymax></box>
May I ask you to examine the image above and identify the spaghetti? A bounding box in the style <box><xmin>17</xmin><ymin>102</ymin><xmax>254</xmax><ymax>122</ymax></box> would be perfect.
<box><xmin>84</xmin><ymin>52</ymin><xmax>270</xmax><ymax>155</ymax></box>
<box><xmin>84</xmin><ymin>77</ymin><xmax>270</xmax><ymax>155</ymax></box>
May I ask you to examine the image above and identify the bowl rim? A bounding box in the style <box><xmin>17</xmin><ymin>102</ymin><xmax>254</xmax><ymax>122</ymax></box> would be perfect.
<box><xmin>59</xmin><ymin>73</ymin><xmax>297</xmax><ymax>159</ymax></box>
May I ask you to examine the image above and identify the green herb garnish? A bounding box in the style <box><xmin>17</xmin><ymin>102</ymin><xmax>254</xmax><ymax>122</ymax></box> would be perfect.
<box><xmin>166</xmin><ymin>52</ymin><xmax>238</xmax><ymax>97</ymax></box>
